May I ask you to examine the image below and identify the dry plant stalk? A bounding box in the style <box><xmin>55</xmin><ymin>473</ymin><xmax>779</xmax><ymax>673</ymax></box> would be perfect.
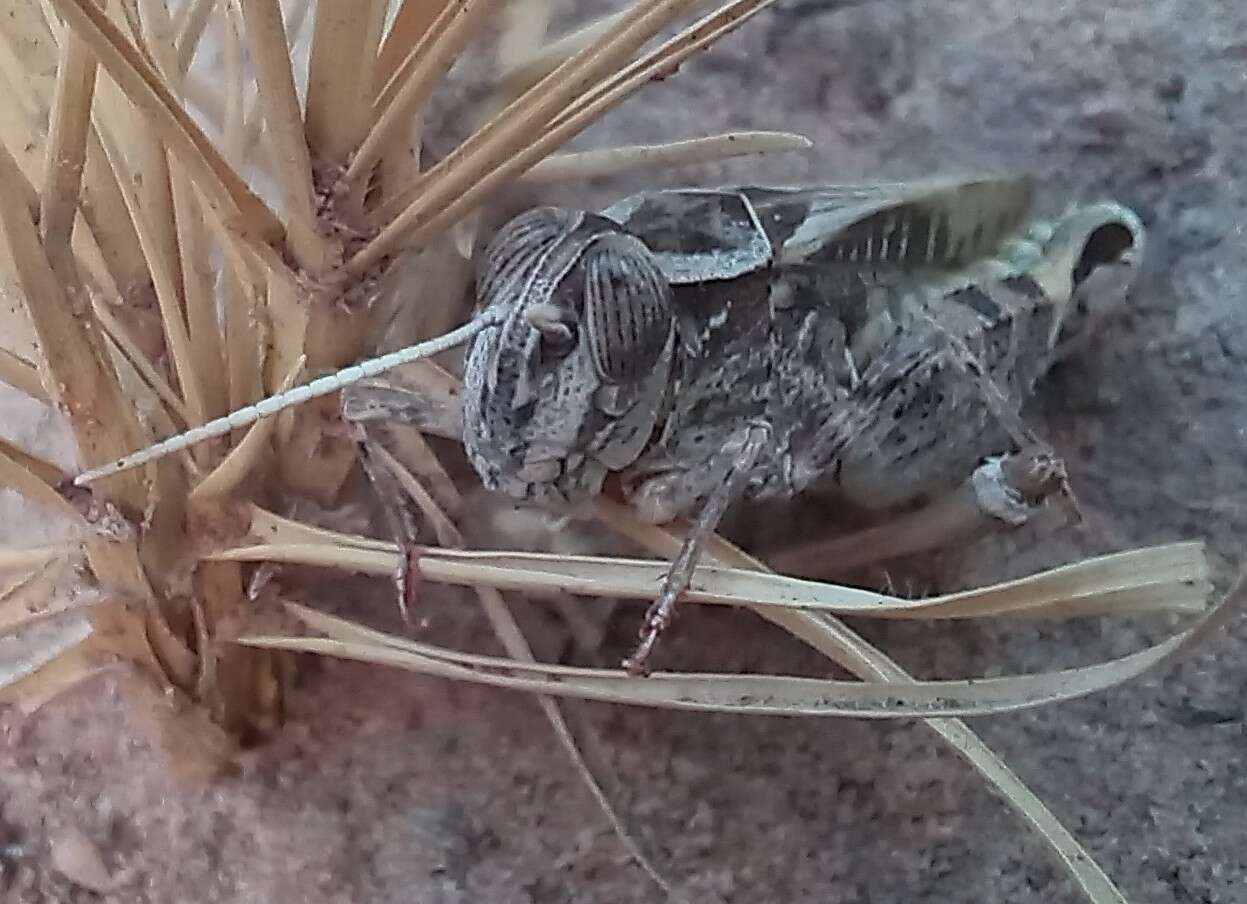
<box><xmin>0</xmin><ymin>1</ymin><xmax>1230</xmax><ymax>902</ymax></box>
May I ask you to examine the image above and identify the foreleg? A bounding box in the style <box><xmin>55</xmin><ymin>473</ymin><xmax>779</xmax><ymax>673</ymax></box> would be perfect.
<box><xmin>623</xmin><ymin>423</ymin><xmax>770</xmax><ymax>675</ymax></box>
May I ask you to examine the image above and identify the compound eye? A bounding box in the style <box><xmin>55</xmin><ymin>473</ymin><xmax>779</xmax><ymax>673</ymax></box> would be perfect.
<box><xmin>582</xmin><ymin>233</ymin><xmax>673</xmax><ymax>385</ymax></box>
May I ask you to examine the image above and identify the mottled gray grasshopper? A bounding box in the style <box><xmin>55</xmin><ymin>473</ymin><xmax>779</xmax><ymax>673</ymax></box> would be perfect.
<box><xmin>75</xmin><ymin>175</ymin><xmax>1145</xmax><ymax>673</ymax></box>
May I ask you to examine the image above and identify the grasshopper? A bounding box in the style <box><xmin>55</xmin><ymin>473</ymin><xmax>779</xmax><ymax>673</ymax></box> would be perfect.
<box><xmin>74</xmin><ymin>175</ymin><xmax>1145</xmax><ymax>673</ymax></box>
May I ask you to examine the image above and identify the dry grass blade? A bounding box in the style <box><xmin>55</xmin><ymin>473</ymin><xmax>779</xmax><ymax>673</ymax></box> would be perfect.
<box><xmin>90</xmin><ymin>300</ymin><xmax>191</xmax><ymax>428</ymax></box>
<box><xmin>304</xmin><ymin>0</ymin><xmax>388</xmax><ymax>161</ymax></box>
<box><xmin>100</xmin><ymin>340</ymin><xmax>184</xmax><ymax>458</ymax></box>
<box><xmin>550</xmin><ymin>0</ymin><xmax>773</xmax><ymax>134</ymax></box>
<box><xmin>92</xmin><ymin>70</ymin><xmax>185</xmax><ymax>308</ymax></box>
<box><xmin>595</xmin><ymin>500</ymin><xmax>1137</xmax><ymax>903</ymax></box>
<box><xmin>0</xmin><ymin>556</ymin><xmax>90</xmax><ymax>685</ymax></box>
<box><xmin>347</xmin><ymin>0</ymin><xmax>493</xmax><ymax>186</ymax></box>
<box><xmin>0</xmin><ymin>587</ymin><xmax>154</xmax><ymax>718</ymax></box>
<box><xmin>189</xmin><ymin>356</ymin><xmax>305</xmax><ymax>501</ymax></box>
<box><xmin>261</xmin><ymin>260</ymin><xmax>310</xmax><ymax>397</ymax></box>
<box><xmin>0</xmin><ymin>143</ymin><xmax>146</xmax><ymax>508</ymax></box>
<box><xmin>495</xmin><ymin>0</ymin><xmax>715</xmax><ymax>100</ymax></box>
<box><xmin>172</xmin><ymin>175</ymin><xmax>229</xmax><ymax>422</ymax></box>
<box><xmin>49</xmin><ymin>0</ymin><xmax>285</xmax><ymax>247</ymax></box>
<box><xmin>0</xmin><ymin>2</ymin><xmax>58</xmax><ymax>120</ymax></box>
<box><xmin>0</xmin><ymin>349</ymin><xmax>51</xmax><ymax>404</ymax></box>
<box><xmin>0</xmin><ymin>436</ymin><xmax>66</xmax><ymax>490</ymax></box>
<box><xmin>411</xmin><ymin>542</ymin><xmax>1209</xmax><ymax>619</ymax></box>
<box><xmin>138</xmin><ymin>3</ymin><xmax>225</xmax><ymax>431</ymax></box>
<box><xmin>495</xmin><ymin>0</ymin><xmax>556</xmax><ymax>72</ymax></box>
<box><xmin>454</xmin><ymin>0</ymin><xmax>706</xmax><ymax>169</ymax></box>
<box><xmin>495</xmin><ymin>8</ymin><xmax>630</xmax><ymax>98</ymax></box>
<box><xmin>92</xmin><ymin>121</ymin><xmax>207</xmax><ymax>433</ymax></box>
<box><xmin>77</xmin><ymin>131</ymin><xmax>151</xmax><ymax>300</ymax></box>
<box><xmin>247</xmin><ymin>506</ymin><xmax>396</xmax><ymax>554</ymax></box>
<box><xmin>0</xmin><ymin>103</ymin><xmax>37</xmax><ymax>223</ymax></box>
<box><xmin>363</xmin><ymin>444</ymin><xmax>458</xmax><ymax>545</ymax></box>
<box><xmin>221</xmin><ymin>522</ymin><xmax>1223</xmax><ymax>720</ymax></box>
<box><xmin>1</xmin><ymin>598</ymin><xmax>107</xmax><ymax>640</ymax></box>
<box><xmin>1</xmin><ymin>19</ymin><xmax>195</xmax><ymax>727</ymax></box>
<box><xmin>0</xmin><ymin>445</ymin><xmax>76</xmax><ymax>519</ymax></box>
<box><xmin>238</xmin><ymin>563</ymin><xmax>1237</xmax><ymax>718</ymax></box>
<box><xmin>356</xmin><ymin>0</ymin><xmax>777</xmax><ymax>270</ymax></box>
<box><xmin>355</xmin><ymin>0</ymin><xmax>716</xmax><ymax>270</ymax></box>
<box><xmin>0</xmin><ymin>614</ymin><xmax>94</xmax><ymax>710</ymax></box>
<box><xmin>520</xmin><ymin>131</ymin><xmax>813</xmax><ymax>185</ymax></box>
<box><xmin>221</xmin><ymin>265</ymin><xmax>265</xmax><ymax>418</ymax></box>
<box><xmin>206</xmin><ymin>541</ymin><xmax>412</xmax><ymax>573</ymax></box>
<box><xmin>39</xmin><ymin>23</ymin><xmax>97</xmax><ymax>259</ymax></box>
<box><xmin>374</xmin><ymin>0</ymin><xmax>450</xmax><ymax>87</ymax></box>
<box><xmin>173</xmin><ymin>0</ymin><xmax>216</xmax><ymax>76</ymax></box>
<box><xmin>0</xmin><ymin>546</ymin><xmax>72</xmax><ymax>574</ymax></box>
<box><xmin>66</xmin><ymin>223</ymin><xmax>125</xmax><ymax>308</ymax></box>
<box><xmin>216</xmin><ymin>8</ymin><xmax>266</xmax><ymax>421</ymax></box>
<box><xmin>132</xmin><ymin>3</ymin><xmax>229</xmax><ymax>430</ymax></box>
<box><xmin>210</xmin><ymin>535</ymin><xmax>1208</xmax><ymax>621</ymax></box>
<box><xmin>899</xmin><ymin>542</ymin><xmax>1210</xmax><ymax>617</ymax></box>
<box><xmin>238</xmin><ymin>0</ymin><xmax>332</xmax><ymax>273</ymax></box>
<box><xmin>220</xmin><ymin>4</ymin><xmax>247</xmax><ymax>167</ymax></box>
<box><xmin>0</xmin><ymin>555</ymin><xmax>58</xmax><ymax>603</ymax></box>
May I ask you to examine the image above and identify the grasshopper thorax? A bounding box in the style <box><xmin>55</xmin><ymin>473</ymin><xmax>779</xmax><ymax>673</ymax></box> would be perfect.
<box><xmin>462</xmin><ymin>207</ymin><xmax>676</xmax><ymax>510</ymax></box>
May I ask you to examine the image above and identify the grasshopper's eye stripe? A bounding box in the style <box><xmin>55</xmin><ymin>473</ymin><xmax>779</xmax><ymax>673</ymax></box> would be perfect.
<box><xmin>582</xmin><ymin>234</ymin><xmax>673</xmax><ymax>385</ymax></box>
<box><xmin>477</xmin><ymin>207</ymin><xmax>582</xmax><ymax>307</ymax></box>
<box><xmin>476</xmin><ymin>207</ymin><xmax>594</xmax><ymax>397</ymax></box>
<box><xmin>587</xmin><ymin>259</ymin><xmax>634</xmax><ymax>379</ymax></box>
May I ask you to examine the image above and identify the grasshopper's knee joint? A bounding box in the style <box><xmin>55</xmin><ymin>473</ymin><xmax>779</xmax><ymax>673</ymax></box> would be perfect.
<box><xmin>971</xmin><ymin>453</ymin><xmax>1065</xmax><ymax>526</ymax></box>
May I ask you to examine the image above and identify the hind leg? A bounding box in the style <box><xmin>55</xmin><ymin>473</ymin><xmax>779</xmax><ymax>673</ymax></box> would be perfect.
<box><xmin>788</xmin><ymin>339</ymin><xmax>1073</xmax><ymax>581</ymax></box>
<box><xmin>768</xmin><ymin>448</ymin><xmax>1068</xmax><ymax>580</ymax></box>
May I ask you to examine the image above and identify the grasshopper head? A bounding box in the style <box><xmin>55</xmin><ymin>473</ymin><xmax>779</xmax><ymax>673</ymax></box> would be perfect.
<box><xmin>1028</xmin><ymin>201</ymin><xmax>1146</xmax><ymax>356</ymax></box>
<box><xmin>462</xmin><ymin>207</ymin><xmax>675</xmax><ymax>511</ymax></box>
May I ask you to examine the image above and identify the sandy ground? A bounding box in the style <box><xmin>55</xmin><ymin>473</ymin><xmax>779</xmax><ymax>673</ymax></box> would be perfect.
<box><xmin>3</xmin><ymin>0</ymin><xmax>1246</xmax><ymax>901</ymax></box>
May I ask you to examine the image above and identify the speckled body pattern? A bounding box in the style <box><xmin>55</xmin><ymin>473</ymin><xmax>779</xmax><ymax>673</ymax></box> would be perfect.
<box><xmin>461</xmin><ymin>177</ymin><xmax>1144</xmax><ymax>525</ymax></box>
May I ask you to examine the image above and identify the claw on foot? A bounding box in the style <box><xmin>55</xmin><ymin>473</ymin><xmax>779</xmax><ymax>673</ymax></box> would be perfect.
<box><xmin>622</xmin><ymin>610</ymin><xmax>670</xmax><ymax>676</ymax></box>
<box><xmin>397</xmin><ymin>545</ymin><xmax>424</xmax><ymax>625</ymax></box>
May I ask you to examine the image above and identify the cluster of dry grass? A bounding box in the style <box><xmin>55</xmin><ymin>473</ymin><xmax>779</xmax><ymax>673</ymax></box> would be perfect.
<box><xmin>0</xmin><ymin>1</ymin><xmax>1238</xmax><ymax>901</ymax></box>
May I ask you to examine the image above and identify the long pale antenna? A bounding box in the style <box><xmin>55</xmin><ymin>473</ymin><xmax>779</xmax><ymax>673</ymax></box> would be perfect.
<box><xmin>73</xmin><ymin>317</ymin><xmax>495</xmax><ymax>486</ymax></box>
